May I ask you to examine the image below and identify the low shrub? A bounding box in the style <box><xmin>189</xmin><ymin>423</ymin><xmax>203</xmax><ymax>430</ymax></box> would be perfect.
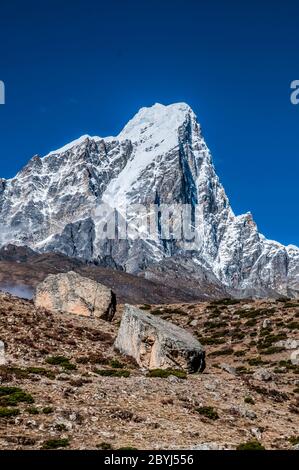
<box><xmin>234</xmin><ymin>350</ymin><xmax>247</xmax><ymax>357</ymax></box>
<box><xmin>0</xmin><ymin>387</ymin><xmax>34</xmax><ymax>406</ymax></box>
<box><xmin>140</xmin><ymin>304</ymin><xmax>151</xmax><ymax>310</ymax></box>
<box><xmin>204</xmin><ymin>321</ymin><xmax>226</xmax><ymax>330</ymax></box>
<box><xmin>95</xmin><ymin>369</ymin><xmax>130</xmax><ymax>378</ymax></box>
<box><xmin>147</xmin><ymin>368</ymin><xmax>187</xmax><ymax>379</ymax></box>
<box><xmin>260</xmin><ymin>346</ymin><xmax>284</xmax><ymax>355</ymax></box>
<box><xmin>118</xmin><ymin>446</ymin><xmax>138</xmax><ymax>450</ymax></box>
<box><xmin>110</xmin><ymin>359</ymin><xmax>125</xmax><ymax>369</ymax></box>
<box><xmin>209</xmin><ymin>348</ymin><xmax>234</xmax><ymax>357</ymax></box>
<box><xmin>195</xmin><ymin>406</ymin><xmax>219</xmax><ymax>420</ymax></box>
<box><xmin>26</xmin><ymin>367</ymin><xmax>56</xmax><ymax>380</ymax></box>
<box><xmin>245</xmin><ymin>319</ymin><xmax>257</xmax><ymax>327</ymax></box>
<box><xmin>244</xmin><ymin>396</ymin><xmax>255</xmax><ymax>405</ymax></box>
<box><xmin>46</xmin><ymin>356</ymin><xmax>77</xmax><ymax>370</ymax></box>
<box><xmin>0</xmin><ymin>407</ymin><xmax>20</xmax><ymax>418</ymax></box>
<box><xmin>236</xmin><ymin>440</ymin><xmax>265</xmax><ymax>450</ymax></box>
<box><xmin>42</xmin><ymin>406</ymin><xmax>54</xmax><ymax>414</ymax></box>
<box><xmin>285</xmin><ymin>321</ymin><xmax>299</xmax><ymax>330</ymax></box>
<box><xmin>97</xmin><ymin>442</ymin><xmax>113</xmax><ymax>450</ymax></box>
<box><xmin>197</xmin><ymin>336</ymin><xmax>226</xmax><ymax>345</ymax></box>
<box><xmin>76</xmin><ymin>353</ymin><xmax>108</xmax><ymax>364</ymax></box>
<box><xmin>42</xmin><ymin>438</ymin><xmax>70</xmax><ymax>450</ymax></box>
<box><xmin>27</xmin><ymin>407</ymin><xmax>39</xmax><ymax>415</ymax></box>
<box><xmin>247</xmin><ymin>357</ymin><xmax>266</xmax><ymax>366</ymax></box>
<box><xmin>289</xmin><ymin>436</ymin><xmax>299</xmax><ymax>445</ymax></box>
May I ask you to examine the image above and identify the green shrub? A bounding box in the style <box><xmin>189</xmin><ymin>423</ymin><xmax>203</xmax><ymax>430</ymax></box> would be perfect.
<box><xmin>236</xmin><ymin>440</ymin><xmax>265</xmax><ymax>450</ymax></box>
<box><xmin>42</xmin><ymin>406</ymin><xmax>54</xmax><ymax>414</ymax></box>
<box><xmin>274</xmin><ymin>367</ymin><xmax>287</xmax><ymax>374</ymax></box>
<box><xmin>46</xmin><ymin>356</ymin><xmax>76</xmax><ymax>370</ymax></box>
<box><xmin>26</xmin><ymin>367</ymin><xmax>56</xmax><ymax>379</ymax></box>
<box><xmin>247</xmin><ymin>357</ymin><xmax>265</xmax><ymax>366</ymax></box>
<box><xmin>209</xmin><ymin>348</ymin><xmax>234</xmax><ymax>357</ymax></box>
<box><xmin>76</xmin><ymin>353</ymin><xmax>108</xmax><ymax>365</ymax></box>
<box><xmin>151</xmin><ymin>309</ymin><xmax>162</xmax><ymax>315</ymax></box>
<box><xmin>197</xmin><ymin>336</ymin><xmax>226</xmax><ymax>345</ymax></box>
<box><xmin>140</xmin><ymin>304</ymin><xmax>151</xmax><ymax>310</ymax></box>
<box><xmin>245</xmin><ymin>319</ymin><xmax>257</xmax><ymax>327</ymax></box>
<box><xmin>147</xmin><ymin>368</ymin><xmax>187</xmax><ymax>379</ymax></box>
<box><xmin>234</xmin><ymin>350</ymin><xmax>246</xmax><ymax>357</ymax></box>
<box><xmin>257</xmin><ymin>333</ymin><xmax>286</xmax><ymax>349</ymax></box>
<box><xmin>95</xmin><ymin>369</ymin><xmax>130</xmax><ymax>378</ymax></box>
<box><xmin>260</xmin><ymin>346</ymin><xmax>284</xmax><ymax>355</ymax></box>
<box><xmin>110</xmin><ymin>359</ymin><xmax>124</xmax><ymax>369</ymax></box>
<box><xmin>118</xmin><ymin>446</ymin><xmax>138</xmax><ymax>450</ymax></box>
<box><xmin>195</xmin><ymin>406</ymin><xmax>219</xmax><ymax>420</ymax></box>
<box><xmin>0</xmin><ymin>387</ymin><xmax>34</xmax><ymax>406</ymax></box>
<box><xmin>0</xmin><ymin>407</ymin><xmax>20</xmax><ymax>418</ymax></box>
<box><xmin>97</xmin><ymin>442</ymin><xmax>113</xmax><ymax>450</ymax></box>
<box><xmin>0</xmin><ymin>386</ymin><xmax>21</xmax><ymax>396</ymax></box>
<box><xmin>278</xmin><ymin>361</ymin><xmax>299</xmax><ymax>372</ymax></box>
<box><xmin>204</xmin><ymin>321</ymin><xmax>226</xmax><ymax>330</ymax></box>
<box><xmin>286</xmin><ymin>321</ymin><xmax>299</xmax><ymax>330</ymax></box>
<box><xmin>27</xmin><ymin>407</ymin><xmax>39</xmax><ymax>415</ymax></box>
<box><xmin>289</xmin><ymin>436</ymin><xmax>299</xmax><ymax>445</ymax></box>
<box><xmin>252</xmin><ymin>385</ymin><xmax>288</xmax><ymax>402</ymax></box>
<box><xmin>42</xmin><ymin>438</ymin><xmax>70</xmax><ymax>450</ymax></box>
<box><xmin>244</xmin><ymin>396</ymin><xmax>255</xmax><ymax>405</ymax></box>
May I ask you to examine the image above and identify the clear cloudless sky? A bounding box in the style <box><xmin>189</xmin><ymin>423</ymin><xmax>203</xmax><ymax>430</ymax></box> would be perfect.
<box><xmin>0</xmin><ymin>0</ymin><xmax>298</xmax><ymax>245</ymax></box>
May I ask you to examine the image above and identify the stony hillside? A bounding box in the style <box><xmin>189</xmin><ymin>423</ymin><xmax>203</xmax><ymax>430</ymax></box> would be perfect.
<box><xmin>0</xmin><ymin>293</ymin><xmax>298</xmax><ymax>450</ymax></box>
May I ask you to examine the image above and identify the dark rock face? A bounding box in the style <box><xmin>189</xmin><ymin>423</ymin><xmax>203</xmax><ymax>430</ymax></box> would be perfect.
<box><xmin>43</xmin><ymin>218</ymin><xmax>96</xmax><ymax>260</ymax></box>
<box><xmin>0</xmin><ymin>103</ymin><xmax>298</xmax><ymax>298</ymax></box>
<box><xmin>114</xmin><ymin>304</ymin><xmax>206</xmax><ymax>373</ymax></box>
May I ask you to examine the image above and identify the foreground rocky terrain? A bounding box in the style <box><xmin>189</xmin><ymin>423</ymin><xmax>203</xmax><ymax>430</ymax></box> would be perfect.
<box><xmin>0</xmin><ymin>293</ymin><xmax>298</xmax><ymax>450</ymax></box>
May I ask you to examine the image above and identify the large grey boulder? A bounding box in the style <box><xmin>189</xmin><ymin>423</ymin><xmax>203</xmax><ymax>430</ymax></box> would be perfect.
<box><xmin>34</xmin><ymin>271</ymin><xmax>116</xmax><ymax>321</ymax></box>
<box><xmin>114</xmin><ymin>305</ymin><xmax>205</xmax><ymax>373</ymax></box>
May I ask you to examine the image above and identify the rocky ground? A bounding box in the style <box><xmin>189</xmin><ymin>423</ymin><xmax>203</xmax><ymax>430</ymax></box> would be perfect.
<box><xmin>0</xmin><ymin>293</ymin><xmax>298</xmax><ymax>450</ymax></box>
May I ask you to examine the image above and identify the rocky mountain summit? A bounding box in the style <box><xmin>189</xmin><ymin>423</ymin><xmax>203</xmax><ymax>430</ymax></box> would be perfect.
<box><xmin>0</xmin><ymin>102</ymin><xmax>298</xmax><ymax>298</ymax></box>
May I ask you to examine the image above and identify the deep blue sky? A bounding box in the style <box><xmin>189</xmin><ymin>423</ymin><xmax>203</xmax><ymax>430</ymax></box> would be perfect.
<box><xmin>0</xmin><ymin>0</ymin><xmax>298</xmax><ymax>245</ymax></box>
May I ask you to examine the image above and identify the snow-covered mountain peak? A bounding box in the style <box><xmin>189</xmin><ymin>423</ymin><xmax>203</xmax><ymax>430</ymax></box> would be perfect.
<box><xmin>0</xmin><ymin>102</ymin><xmax>298</xmax><ymax>298</ymax></box>
<box><xmin>117</xmin><ymin>102</ymin><xmax>195</xmax><ymax>144</ymax></box>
